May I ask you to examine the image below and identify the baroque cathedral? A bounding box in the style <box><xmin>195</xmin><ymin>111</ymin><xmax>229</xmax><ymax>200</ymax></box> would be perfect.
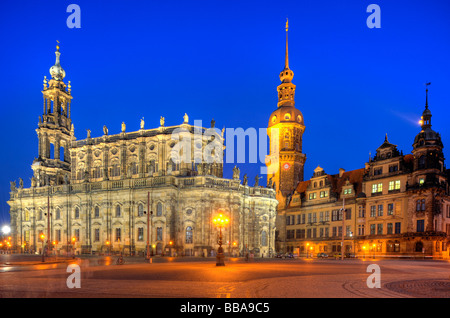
<box><xmin>7</xmin><ymin>43</ymin><xmax>278</xmax><ymax>257</ymax></box>
<box><xmin>7</xmin><ymin>22</ymin><xmax>450</xmax><ymax>259</ymax></box>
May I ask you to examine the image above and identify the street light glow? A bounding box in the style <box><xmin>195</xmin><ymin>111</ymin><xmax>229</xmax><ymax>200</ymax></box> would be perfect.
<box><xmin>1</xmin><ymin>225</ymin><xmax>10</xmax><ymax>235</ymax></box>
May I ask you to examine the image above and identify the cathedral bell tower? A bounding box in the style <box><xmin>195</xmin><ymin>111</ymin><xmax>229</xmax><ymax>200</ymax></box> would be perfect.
<box><xmin>32</xmin><ymin>43</ymin><xmax>74</xmax><ymax>186</ymax></box>
<box><xmin>266</xmin><ymin>20</ymin><xmax>306</xmax><ymax>207</ymax></box>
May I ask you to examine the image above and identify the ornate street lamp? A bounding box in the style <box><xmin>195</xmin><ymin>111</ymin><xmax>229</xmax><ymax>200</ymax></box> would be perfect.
<box><xmin>106</xmin><ymin>240</ymin><xmax>110</xmax><ymax>256</ymax></box>
<box><xmin>71</xmin><ymin>237</ymin><xmax>76</xmax><ymax>258</ymax></box>
<box><xmin>212</xmin><ymin>212</ymin><xmax>229</xmax><ymax>266</ymax></box>
<box><xmin>40</xmin><ymin>234</ymin><xmax>45</xmax><ymax>262</ymax></box>
<box><xmin>144</xmin><ymin>209</ymin><xmax>153</xmax><ymax>260</ymax></box>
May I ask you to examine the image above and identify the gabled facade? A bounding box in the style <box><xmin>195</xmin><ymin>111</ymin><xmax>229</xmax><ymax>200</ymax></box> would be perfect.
<box><xmin>279</xmin><ymin>95</ymin><xmax>450</xmax><ymax>258</ymax></box>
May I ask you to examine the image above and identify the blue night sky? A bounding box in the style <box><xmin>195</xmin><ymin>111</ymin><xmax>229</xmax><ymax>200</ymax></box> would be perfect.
<box><xmin>0</xmin><ymin>0</ymin><xmax>449</xmax><ymax>225</ymax></box>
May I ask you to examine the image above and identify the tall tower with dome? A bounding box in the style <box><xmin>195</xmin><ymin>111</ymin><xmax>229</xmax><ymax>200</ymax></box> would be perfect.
<box><xmin>32</xmin><ymin>43</ymin><xmax>74</xmax><ymax>187</ymax></box>
<box><xmin>266</xmin><ymin>19</ymin><xmax>306</xmax><ymax>208</ymax></box>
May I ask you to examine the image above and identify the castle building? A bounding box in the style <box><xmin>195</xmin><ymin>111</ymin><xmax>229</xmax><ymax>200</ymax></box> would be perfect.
<box><xmin>267</xmin><ymin>31</ymin><xmax>450</xmax><ymax>259</ymax></box>
<box><xmin>7</xmin><ymin>44</ymin><xmax>278</xmax><ymax>257</ymax></box>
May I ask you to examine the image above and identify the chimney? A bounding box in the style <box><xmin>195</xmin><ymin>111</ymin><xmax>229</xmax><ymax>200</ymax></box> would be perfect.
<box><xmin>339</xmin><ymin>168</ymin><xmax>345</xmax><ymax>178</ymax></box>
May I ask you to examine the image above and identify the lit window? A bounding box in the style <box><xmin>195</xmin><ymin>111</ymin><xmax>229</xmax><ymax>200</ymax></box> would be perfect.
<box><xmin>389</xmin><ymin>181</ymin><xmax>394</xmax><ymax>191</ymax></box>
<box><xmin>388</xmin><ymin>180</ymin><xmax>401</xmax><ymax>191</ymax></box>
<box><xmin>372</xmin><ymin>183</ymin><xmax>383</xmax><ymax>193</ymax></box>
<box><xmin>320</xmin><ymin>190</ymin><xmax>328</xmax><ymax>198</ymax></box>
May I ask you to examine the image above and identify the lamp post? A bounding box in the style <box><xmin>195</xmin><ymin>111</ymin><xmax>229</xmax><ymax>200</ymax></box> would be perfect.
<box><xmin>145</xmin><ymin>192</ymin><xmax>153</xmax><ymax>260</ymax></box>
<box><xmin>340</xmin><ymin>198</ymin><xmax>346</xmax><ymax>261</ymax></box>
<box><xmin>306</xmin><ymin>242</ymin><xmax>310</xmax><ymax>258</ymax></box>
<box><xmin>362</xmin><ymin>245</ymin><xmax>366</xmax><ymax>259</ymax></box>
<box><xmin>52</xmin><ymin>241</ymin><xmax>57</xmax><ymax>256</ymax></box>
<box><xmin>212</xmin><ymin>212</ymin><xmax>229</xmax><ymax>266</ymax></box>
<box><xmin>40</xmin><ymin>234</ymin><xmax>45</xmax><ymax>262</ymax></box>
<box><xmin>71</xmin><ymin>237</ymin><xmax>76</xmax><ymax>258</ymax></box>
<box><xmin>373</xmin><ymin>243</ymin><xmax>376</xmax><ymax>259</ymax></box>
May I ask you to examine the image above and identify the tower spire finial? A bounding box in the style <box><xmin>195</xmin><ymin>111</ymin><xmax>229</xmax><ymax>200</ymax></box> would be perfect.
<box><xmin>50</xmin><ymin>41</ymin><xmax>65</xmax><ymax>81</ymax></box>
<box><xmin>425</xmin><ymin>82</ymin><xmax>431</xmax><ymax>109</ymax></box>
<box><xmin>285</xmin><ymin>18</ymin><xmax>289</xmax><ymax>70</ymax></box>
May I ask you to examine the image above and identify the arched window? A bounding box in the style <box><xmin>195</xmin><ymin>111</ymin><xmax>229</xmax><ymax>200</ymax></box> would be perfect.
<box><xmin>131</xmin><ymin>162</ymin><xmax>138</xmax><ymax>175</ymax></box>
<box><xmin>421</xmin><ymin>199</ymin><xmax>426</xmax><ymax>211</ymax></box>
<box><xmin>157</xmin><ymin>202</ymin><xmax>163</xmax><ymax>216</ymax></box>
<box><xmin>186</xmin><ymin>226</ymin><xmax>193</xmax><ymax>244</ymax></box>
<box><xmin>115</xmin><ymin>205</ymin><xmax>121</xmax><ymax>218</ymax></box>
<box><xmin>138</xmin><ymin>204</ymin><xmax>144</xmax><ymax>217</ymax></box>
<box><xmin>261</xmin><ymin>230</ymin><xmax>268</xmax><ymax>247</ymax></box>
<box><xmin>416</xmin><ymin>200</ymin><xmax>421</xmax><ymax>211</ymax></box>
<box><xmin>111</xmin><ymin>164</ymin><xmax>120</xmax><ymax>177</ymax></box>
<box><xmin>50</xmin><ymin>143</ymin><xmax>55</xmax><ymax>159</ymax></box>
<box><xmin>60</xmin><ymin>146</ymin><xmax>65</xmax><ymax>162</ymax></box>
<box><xmin>56</xmin><ymin>208</ymin><xmax>61</xmax><ymax>220</ymax></box>
<box><xmin>94</xmin><ymin>206</ymin><xmax>100</xmax><ymax>218</ymax></box>
<box><xmin>74</xmin><ymin>207</ymin><xmax>80</xmax><ymax>219</ymax></box>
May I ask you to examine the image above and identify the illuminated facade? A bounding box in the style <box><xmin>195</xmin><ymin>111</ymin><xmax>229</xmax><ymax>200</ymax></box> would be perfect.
<box><xmin>7</xmin><ymin>45</ymin><xmax>278</xmax><ymax>257</ymax></box>
<box><xmin>267</xmin><ymin>25</ymin><xmax>450</xmax><ymax>257</ymax></box>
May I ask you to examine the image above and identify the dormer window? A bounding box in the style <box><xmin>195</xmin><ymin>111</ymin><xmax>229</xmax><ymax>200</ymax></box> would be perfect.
<box><xmin>389</xmin><ymin>165</ymin><xmax>398</xmax><ymax>172</ymax></box>
<box><xmin>374</xmin><ymin>167</ymin><xmax>383</xmax><ymax>176</ymax></box>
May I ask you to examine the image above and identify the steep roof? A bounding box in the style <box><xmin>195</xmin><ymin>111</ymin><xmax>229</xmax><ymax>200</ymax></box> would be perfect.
<box><xmin>292</xmin><ymin>167</ymin><xmax>366</xmax><ymax>203</ymax></box>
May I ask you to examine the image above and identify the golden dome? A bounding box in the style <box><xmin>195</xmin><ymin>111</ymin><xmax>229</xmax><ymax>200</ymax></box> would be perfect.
<box><xmin>268</xmin><ymin>105</ymin><xmax>304</xmax><ymax>128</ymax></box>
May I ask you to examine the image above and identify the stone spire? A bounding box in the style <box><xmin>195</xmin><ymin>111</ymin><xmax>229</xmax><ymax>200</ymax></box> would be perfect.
<box><xmin>277</xmin><ymin>19</ymin><xmax>296</xmax><ymax>108</ymax></box>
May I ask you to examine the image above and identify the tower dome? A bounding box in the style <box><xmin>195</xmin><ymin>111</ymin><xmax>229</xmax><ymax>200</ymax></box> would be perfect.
<box><xmin>49</xmin><ymin>43</ymin><xmax>66</xmax><ymax>81</ymax></box>
<box><xmin>413</xmin><ymin>84</ymin><xmax>443</xmax><ymax>150</ymax></box>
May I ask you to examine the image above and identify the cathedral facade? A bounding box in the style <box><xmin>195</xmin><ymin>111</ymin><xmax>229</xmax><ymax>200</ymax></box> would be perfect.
<box><xmin>7</xmin><ymin>44</ymin><xmax>278</xmax><ymax>257</ymax></box>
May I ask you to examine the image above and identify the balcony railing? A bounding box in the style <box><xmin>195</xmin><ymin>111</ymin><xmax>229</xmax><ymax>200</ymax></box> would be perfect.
<box><xmin>10</xmin><ymin>175</ymin><xmax>276</xmax><ymax>199</ymax></box>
